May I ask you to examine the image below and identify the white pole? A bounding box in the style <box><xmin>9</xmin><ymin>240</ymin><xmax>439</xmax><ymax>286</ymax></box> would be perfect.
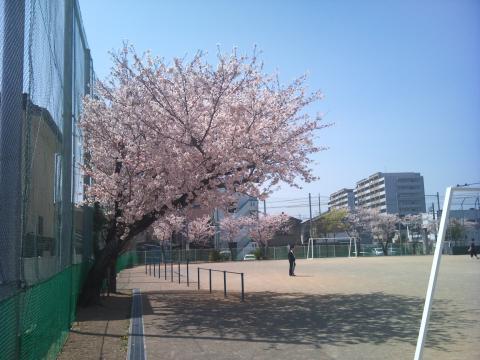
<box><xmin>415</xmin><ymin>187</ymin><xmax>480</xmax><ymax>359</ymax></box>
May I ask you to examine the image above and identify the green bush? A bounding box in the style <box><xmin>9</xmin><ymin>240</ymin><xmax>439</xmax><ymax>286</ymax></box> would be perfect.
<box><xmin>209</xmin><ymin>250</ymin><xmax>221</xmax><ymax>262</ymax></box>
<box><xmin>253</xmin><ymin>248</ymin><xmax>263</xmax><ymax>260</ymax></box>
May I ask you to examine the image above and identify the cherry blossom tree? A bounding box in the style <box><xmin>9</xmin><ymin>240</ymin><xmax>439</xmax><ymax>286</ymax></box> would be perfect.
<box><xmin>247</xmin><ymin>213</ymin><xmax>291</xmax><ymax>247</ymax></box>
<box><xmin>219</xmin><ymin>215</ymin><xmax>253</xmax><ymax>243</ymax></box>
<box><xmin>368</xmin><ymin>210</ymin><xmax>399</xmax><ymax>255</ymax></box>
<box><xmin>78</xmin><ymin>45</ymin><xmax>327</xmax><ymax>305</ymax></box>
<box><xmin>185</xmin><ymin>215</ymin><xmax>215</xmax><ymax>247</ymax></box>
<box><xmin>152</xmin><ymin>213</ymin><xmax>184</xmax><ymax>244</ymax></box>
<box><xmin>343</xmin><ymin>207</ymin><xmax>374</xmax><ymax>253</ymax></box>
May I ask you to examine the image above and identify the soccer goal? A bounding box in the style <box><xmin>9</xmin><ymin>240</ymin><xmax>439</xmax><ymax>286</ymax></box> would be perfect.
<box><xmin>306</xmin><ymin>237</ymin><xmax>357</xmax><ymax>259</ymax></box>
<box><xmin>414</xmin><ymin>186</ymin><xmax>480</xmax><ymax>360</ymax></box>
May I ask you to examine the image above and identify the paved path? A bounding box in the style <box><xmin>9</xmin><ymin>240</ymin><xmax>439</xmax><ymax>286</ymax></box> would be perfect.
<box><xmin>118</xmin><ymin>256</ymin><xmax>480</xmax><ymax>360</ymax></box>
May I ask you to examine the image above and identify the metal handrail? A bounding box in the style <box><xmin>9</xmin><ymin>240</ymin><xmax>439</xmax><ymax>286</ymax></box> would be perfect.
<box><xmin>197</xmin><ymin>267</ymin><xmax>245</xmax><ymax>301</ymax></box>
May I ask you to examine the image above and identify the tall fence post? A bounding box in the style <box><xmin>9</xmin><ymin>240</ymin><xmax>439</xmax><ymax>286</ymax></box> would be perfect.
<box><xmin>186</xmin><ymin>260</ymin><xmax>189</xmax><ymax>287</ymax></box>
<box><xmin>0</xmin><ymin>2</ymin><xmax>25</xmax><ymax>357</ymax></box>
<box><xmin>149</xmin><ymin>259</ymin><xmax>151</xmax><ymax>276</ymax></box>
<box><xmin>164</xmin><ymin>261</ymin><xmax>167</xmax><ymax>280</ymax></box>
<box><xmin>209</xmin><ymin>269</ymin><xmax>212</xmax><ymax>293</ymax></box>
<box><xmin>153</xmin><ymin>262</ymin><xmax>156</xmax><ymax>277</ymax></box>
<box><xmin>170</xmin><ymin>260</ymin><xmax>173</xmax><ymax>282</ymax></box>
<box><xmin>197</xmin><ymin>267</ymin><xmax>200</xmax><ymax>290</ymax></box>
<box><xmin>241</xmin><ymin>273</ymin><xmax>244</xmax><ymax>302</ymax></box>
<box><xmin>178</xmin><ymin>262</ymin><xmax>180</xmax><ymax>284</ymax></box>
<box><xmin>144</xmin><ymin>251</ymin><xmax>147</xmax><ymax>274</ymax></box>
<box><xmin>223</xmin><ymin>271</ymin><xmax>227</xmax><ymax>298</ymax></box>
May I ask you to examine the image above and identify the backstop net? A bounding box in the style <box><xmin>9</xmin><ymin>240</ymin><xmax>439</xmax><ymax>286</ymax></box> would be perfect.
<box><xmin>0</xmin><ymin>1</ymin><xmax>95</xmax><ymax>359</ymax></box>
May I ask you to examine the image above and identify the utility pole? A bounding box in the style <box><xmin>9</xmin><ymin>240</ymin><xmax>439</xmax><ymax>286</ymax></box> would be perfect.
<box><xmin>309</xmin><ymin>193</ymin><xmax>312</xmax><ymax>237</ymax></box>
<box><xmin>436</xmin><ymin>192</ymin><xmax>441</xmax><ymax>211</ymax></box>
<box><xmin>318</xmin><ymin>194</ymin><xmax>321</xmax><ymax>215</ymax></box>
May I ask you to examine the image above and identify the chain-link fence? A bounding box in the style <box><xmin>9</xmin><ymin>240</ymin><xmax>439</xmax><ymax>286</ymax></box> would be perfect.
<box><xmin>0</xmin><ymin>1</ymin><xmax>94</xmax><ymax>359</ymax></box>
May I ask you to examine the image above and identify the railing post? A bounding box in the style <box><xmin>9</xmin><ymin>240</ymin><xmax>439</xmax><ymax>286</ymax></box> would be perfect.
<box><xmin>209</xmin><ymin>269</ymin><xmax>212</xmax><ymax>293</ymax></box>
<box><xmin>158</xmin><ymin>255</ymin><xmax>161</xmax><ymax>278</ymax></box>
<box><xmin>171</xmin><ymin>260</ymin><xmax>173</xmax><ymax>282</ymax></box>
<box><xmin>223</xmin><ymin>271</ymin><xmax>227</xmax><ymax>298</ymax></box>
<box><xmin>197</xmin><ymin>267</ymin><xmax>200</xmax><ymax>290</ymax></box>
<box><xmin>241</xmin><ymin>273</ymin><xmax>244</xmax><ymax>302</ymax></box>
<box><xmin>178</xmin><ymin>262</ymin><xmax>181</xmax><ymax>284</ymax></box>
<box><xmin>187</xmin><ymin>260</ymin><xmax>189</xmax><ymax>287</ymax></box>
<box><xmin>145</xmin><ymin>251</ymin><xmax>147</xmax><ymax>274</ymax></box>
<box><xmin>153</xmin><ymin>262</ymin><xmax>156</xmax><ymax>277</ymax></box>
<box><xmin>149</xmin><ymin>258</ymin><xmax>151</xmax><ymax>276</ymax></box>
<box><xmin>164</xmin><ymin>261</ymin><xmax>167</xmax><ymax>280</ymax></box>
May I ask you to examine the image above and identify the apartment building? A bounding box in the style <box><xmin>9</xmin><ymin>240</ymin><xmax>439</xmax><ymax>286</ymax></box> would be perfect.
<box><xmin>354</xmin><ymin>172</ymin><xmax>426</xmax><ymax>215</ymax></box>
<box><xmin>328</xmin><ymin>188</ymin><xmax>355</xmax><ymax>211</ymax></box>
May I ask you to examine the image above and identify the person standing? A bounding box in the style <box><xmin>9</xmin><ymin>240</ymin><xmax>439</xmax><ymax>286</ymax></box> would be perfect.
<box><xmin>288</xmin><ymin>244</ymin><xmax>296</xmax><ymax>276</ymax></box>
<box><xmin>468</xmin><ymin>239</ymin><xmax>478</xmax><ymax>259</ymax></box>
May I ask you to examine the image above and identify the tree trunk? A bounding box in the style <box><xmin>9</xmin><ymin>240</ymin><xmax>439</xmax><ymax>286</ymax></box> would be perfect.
<box><xmin>108</xmin><ymin>258</ymin><xmax>117</xmax><ymax>294</ymax></box>
<box><xmin>79</xmin><ymin>236</ymin><xmax>119</xmax><ymax>306</ymax></box>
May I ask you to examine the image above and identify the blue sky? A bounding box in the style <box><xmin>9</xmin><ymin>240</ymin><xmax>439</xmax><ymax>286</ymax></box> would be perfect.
<box><xmin>79</xmin><ymin>0</ymin><xmax>480</xmax><ymax>218</ymax></box>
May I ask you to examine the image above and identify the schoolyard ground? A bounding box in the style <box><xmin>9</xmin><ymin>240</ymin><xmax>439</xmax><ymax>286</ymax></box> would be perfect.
<box><xmin>117</xmin><ymin>255</ymin><xmax>479</xmax><ymax>360</ymax></box>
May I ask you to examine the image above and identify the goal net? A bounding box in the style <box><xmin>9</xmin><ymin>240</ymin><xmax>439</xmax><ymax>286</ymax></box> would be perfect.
<box><xmin>306</xmin><ymin>237</ymin><xmax>357</xmax><ymax>259</ymax></box>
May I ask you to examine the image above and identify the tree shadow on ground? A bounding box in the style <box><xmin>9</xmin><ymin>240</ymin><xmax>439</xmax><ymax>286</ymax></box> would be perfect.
<box><xmin>75</xmin><ymin>291</ymin><xmax>133</xmax><ymax>322</ymax></box>
<box><xmin>144</xmin><ymin>290</ymin><xmax>471</xmax><ymax>352</ymax></box>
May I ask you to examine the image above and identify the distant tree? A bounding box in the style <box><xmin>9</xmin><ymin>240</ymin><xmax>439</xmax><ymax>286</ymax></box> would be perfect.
<box><xmin>314</xmin><ymin>209</ymin><xmax>348</xmax><ymax>238</ymax></box>
<box><xmin>343</xmin><ymin>207</ymin><xmax>373</xmax><ymax>253</ymax></box>
<box><xmin>219</xmin><ymin>215</ymin><xmax>253</xmax><ymax>243</ymax></box>
<box><xmin>448</xmin><ymin>219</ymin><xmax>466</xmax><ymax>245</ymax></box>
<box><xmin>400</xmin><ymin>214</ymin><xmax>423</xmax><ymax>241</ymax></box>
<box><xmin>185</xmin><ymin>215</ymin><xmax>215</xmax><ymax>247</ymax></box>
<box><xmin>247</xmin><ymin>213</ymin><xmax>291</xmax><ymax>248</ymax></box>
<box><xmin>368</xmin><ymin>210</ymin><xmax>399</xmax><ymax>255</ymax></box>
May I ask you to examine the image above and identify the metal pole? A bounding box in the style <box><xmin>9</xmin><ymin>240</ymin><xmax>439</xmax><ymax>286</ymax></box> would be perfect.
<box><xmin>164</xmin><ymin>261</ymin><xmax>167</xmax><ymax>280</ymax></box>
<box><xmin>149</xmin><ymin>260</ymin><xmax>151</xmax><ymax>276</ymax></box>
<box><xmin>263</xmin><ymin>200</ymin><xmax>266</xmax><ymax>215</ymax></box>
<box><xmin>414</xmin><ymin>187</ymin><xmax>454</xmax><ymax>359</ymax></box>
<box><xmin>223</xmin><ymin>271</ymin><xmax>227</xmax><ymax>298</ymax></box>
<box><xmin>0</xmin><ymin>3</ymin><xmax>25</xmax><ymax>356</ymax></box>
<box><xmin>209</xmin><ymin>269</ymin><xmax>212</xmax><ymax>293</ymax></box>
<box><xmin>145</xmin><ymin>251</ymin><xmax>147</xmax><ymax>274</ymax></box>
<box><xmin>187</xmin><ymin>260</ymin><xmax>189</xmax><ymax>286</ymax></box>
<box><xmin>309</xmin><ymin>193</ymin><xmax>312</xmax><ymax>237</ymax></box>
<box><xmin>178</xmin><ymin>262</ymin><xmax>180</xmax><ymax>284</ymax></box>
<box><xmin>197</xmin><ymin>267</ymin><xmax>200</xmax><ymax>290</ymax></box>
<box><xmin>153</xmin><ymin>262</ymin><xmax>155</xmax><ymax>277</ymax></box>
<box><xmin>436</xmin><ymin>192</ymin><xmax>441</xmax><ymax>212</ymax></box>
<box><xmin>61</xmin><ymin>0</ymin><xmax>74</xmax><ymax>271</ymax></box>
<box><xmin>158</xmin><ymin>254</ymin><xmax>161</xmax><ymax>278</ymax></box>
<box><xmin>170</xmin><ymin>260</ymin><xmax>173</xmax><ymax>282</ymax></box>
<box><xmin>241</xmin><ymin>273</ymin><xmax>245</xmax><ymax>302</ymax></box>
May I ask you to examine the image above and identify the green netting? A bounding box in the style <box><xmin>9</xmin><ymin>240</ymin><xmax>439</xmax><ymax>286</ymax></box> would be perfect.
<box><xmin>116</xmin><ymin>251</ymin><xmax>139</xmax><ymax>273</ymax></box>
<box><xmin>0</xmin><ymin>262</ymin><xmax>91</xmax><ymax>360</ymax></box>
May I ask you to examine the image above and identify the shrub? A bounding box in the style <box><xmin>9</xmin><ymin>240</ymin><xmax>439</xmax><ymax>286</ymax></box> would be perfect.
<box><xmin>209</xmin><ymin>250</ymin><xmax>221</xmax><ymax>262</ymax></box>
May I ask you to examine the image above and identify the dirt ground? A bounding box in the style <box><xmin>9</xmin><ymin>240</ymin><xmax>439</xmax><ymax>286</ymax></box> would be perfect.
<box><xmin>57</xmin><ymin>292</ymin><xmax>131</xmax><ymax>360</ymax></box>
<box><xmin>57</xmin><ymin>256</ymin><xmax>479</xmax><ymax>359</ymax></box>
<box><xmin>119</xmin><ymin>256</ymin><xmax>480</xmax><ymax>360</ymax></box>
